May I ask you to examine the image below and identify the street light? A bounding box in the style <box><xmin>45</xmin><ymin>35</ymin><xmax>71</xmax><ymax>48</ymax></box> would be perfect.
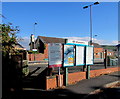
<box><xmin>33</xmin><ymin>22</ymin><xmax>37</xmax><ymax>61</ymax></box>
<box><xmin>83</xmin><ymin>2</ymin><xmax>99</xmax><ymax>45</ymax></box>
<box><xmin>34</xmin><ymin>22</ymin><xmax>37</xmax><ymax>49</ymax></box>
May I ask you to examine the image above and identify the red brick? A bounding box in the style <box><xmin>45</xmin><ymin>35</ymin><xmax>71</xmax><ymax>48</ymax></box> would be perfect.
<box><xmin>46</xmin><ymin>76</ymin><xmax>57</xmax><ymax>90</ymax></box>
<box><xmin>45</xmin><ymin>67</ymin><xmax>120</xmax><ymax>90</ymax></box>
<box><xmin>68</xmin><ymin>72</ymin><xmax>86</xmax><ymax>85</ymax></box>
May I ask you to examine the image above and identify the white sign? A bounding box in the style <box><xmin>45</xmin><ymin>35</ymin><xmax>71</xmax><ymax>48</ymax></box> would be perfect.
<box><xmin>66</xmin><ymin>39</ymin><xmax>88</xmax><ymax>45</ymax></box>
<box><xmin>48</xmin><ymin>43</ymin><xmax>62</xmax><ymax>68</ymax></box>
<box><xmin>32</xmin><ymin>49</ymin><xmax>37</xmax><ymax>51</ymax></box>
<box><xmin>76</xmin><ymin>46</ymin><xmax>85</xmax><ymax>66</ymax></box>
<box><xmin>86</xmin><ymin>46</ymin><xmax>94</xmax><ymax>65</ymax></box>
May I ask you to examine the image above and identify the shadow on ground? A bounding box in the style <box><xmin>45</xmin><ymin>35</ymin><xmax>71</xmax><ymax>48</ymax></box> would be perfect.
<box><xmin>3</xmin><ymin>88</ymin><xmax>86</xmax><ymax>99</ymax></box>
<box><xmin>3</xmin><ymin>87</ymin><xmax>120</xmax><ymax>99</ymax></box>
<box><xmin>86</xmin><ymin>87</ymin><xmax>120</xmax><ymax>99</ymax></box>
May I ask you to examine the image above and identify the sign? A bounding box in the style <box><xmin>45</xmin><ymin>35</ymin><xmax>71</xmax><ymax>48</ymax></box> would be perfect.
<box><xmin>66</xmin><ymin>39</ymin><xmax>88</xmax><ymax>45</ymax></box>
<box><xmin>76</xmin><ymin>46</ymin><xmax>85</xmax><ymax>66</ymax></box>
<box><xmin>32</xmin><ymin>49</ymin><xmax>37</xmax><ymax>51</ymax></box>
<box><xmin>64</xmin><ymin>45</ymin><xmax>75</xmax><ymax>67</ymax></box>
<box><xmin>48</xmin><ymin>43</ymin><xmax>62</xmax><ymax>68</ymax></box>
<box><xmin>86</xmin><ymin>46</ymin><xmax>94</xmax><ymax>65</ymax></box>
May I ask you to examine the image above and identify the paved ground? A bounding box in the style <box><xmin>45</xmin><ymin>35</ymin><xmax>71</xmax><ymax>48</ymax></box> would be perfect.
<box><xmin>65</xmin><ymin>71</ymin><xmax>120</xmax><ymax>94</ymax></box>
<box><xmin>5</xmin><ymin>71</ymin><xmax>120</xmax><ymax>99</ymax></box>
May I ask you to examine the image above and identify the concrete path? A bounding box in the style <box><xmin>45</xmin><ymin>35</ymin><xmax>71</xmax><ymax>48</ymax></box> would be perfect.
<box><xmin>65</xmin><ymin>71</ymin><xmax>120</xmax><ymax>94</ymax></box>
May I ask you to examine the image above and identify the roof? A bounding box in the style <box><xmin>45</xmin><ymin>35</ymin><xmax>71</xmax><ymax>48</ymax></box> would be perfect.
<box><xmin>92</xmin><ymin>43</ymin><xmax>102</xmax><ymax>48</ymax></box>
<box><xmin>13</xmin><ymin>43</ymin><xmax>25</xmax><ymax>50</ymax></box>
<box><xmin>37</xmin><ymin>36</ymin><xmax>66</xmax><ymax>43</ymax></box>
<box><xmin>117</xmin><ymin>44</ymin><xmax>120</xmax><ymax>47</ymax></box>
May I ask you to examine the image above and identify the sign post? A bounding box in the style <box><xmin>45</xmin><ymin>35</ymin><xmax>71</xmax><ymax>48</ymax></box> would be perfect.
<box><xmin>58</xmin><ymin>67</ymin><xmax>62</xmax><ymax>87</ymax></box>
<box><xmin>48</xmin><ymin>43</ymin><xmax>62</xmax><ymax>85</ymax></box>
<box><xmin>85</xmin><ymin>46</ymin><xmax>94</xmax><ymax>79</ymax></box>
<box><xmin>86</xmin><ymin>65</ymin><xmax>90</xmax><ymax>79</ymax></box>
<box><xmin>65</xmin><ymin>67</ymin><xmax>68</xmax><ymax>86</ymax></box>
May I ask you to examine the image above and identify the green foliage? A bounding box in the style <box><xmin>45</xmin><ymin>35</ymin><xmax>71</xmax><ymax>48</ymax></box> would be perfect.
<box><xmin>44</xmin><ymin>44</ymin><xmax>46</xmax><ymax>50</ymax></box>
<box><xmin>1</xmin><ymin>24</ymin><xmax>19</xmax><ymax>56</ymax></box>
<box><xmin>28</xmin><ymin>50</ymin><xmax>39</xmax><ymax>54</ymax></box>
<box><xmin>101</xmin><ymin>45</ymin><xmax>117</xmax><ymax>51</ymax></box>
<box><xmin>107</xmin><ymin>55</ymin><xmax>116</xmax><ymax>59</ymax></box>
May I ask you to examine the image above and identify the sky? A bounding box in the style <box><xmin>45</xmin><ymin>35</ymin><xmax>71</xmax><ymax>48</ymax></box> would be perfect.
<box><xmin>2</xmin><ymin>2</ymin><xmax>118</xmax><ymax>49</ymax></box>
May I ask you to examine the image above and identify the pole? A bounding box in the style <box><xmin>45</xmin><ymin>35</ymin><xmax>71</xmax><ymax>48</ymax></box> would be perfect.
<box><xmin>65</xmin><ymin>67</ymin><xmax>68</xmax><ymax>86</ymax></box>
<box><xmin>90</xmin><ymin>5</ymin><xmax>92</xmax><ymax>45</ymax></box>
<box><xmin>104</xmin><ymin>49</ymin><xmax>107</xmax><ymax>69</ymax></box>
<box><xmin>58</xmin><ymin>67</ymin><xmax>62</xmax><ymax>87</ymax></box>
<box><xmin>33</xmin><ymin>23</ymin><xmax>37</xmax><ymax>61</ymax></box>
<box><xmin>83</xmin><ymin>2</ymin><xmax>99</xmax><ymax>45</ymax></box>
<box><xmin>86</xmin><ymin>65</ymin><xmax>90</xmax><ymax>79</ymax></box>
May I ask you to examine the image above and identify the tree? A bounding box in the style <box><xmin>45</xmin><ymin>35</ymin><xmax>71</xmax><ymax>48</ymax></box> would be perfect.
<box><xmin>1</xmin><ymin>24</ymin><xmax>22</xmax><ymax>97</ymax></box>
<box><xmin>1</xmin><ymin>24</ymin><xmax>20</xmax><ymax>56</ymax></box>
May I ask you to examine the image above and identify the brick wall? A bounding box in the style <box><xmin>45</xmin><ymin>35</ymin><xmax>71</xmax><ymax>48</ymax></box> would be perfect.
<box><xmin>28</xmin><ymin>44</ymin><xmax>48</xmax><ymax>61</ymax></box>
<box><xmin>46</xmin><ymin>75</ymin><xmax>64</xmax><ymax>90</ymax></box>
<box><xmin>28</xmin><ymin>53</ymin><xmax>45</xmax><ymax>61</ymax></box>
<box><xmin>46</xmin><ymin>76</ymin><xmax>57</xmax><ymax>90</ymax></box>
<box><xmin>90</xmin><ymin>67</ymin><xmax>119</xmax><ymax>78</ymax></box>
<box><xmin>107</xmin><ymin>51</ymin><xmax>114</xmax><ymax>57</ymax></box>
<box><xmin>44</xmin><ymin>44</ymin><xmax>48</xmax><ymax>59</ymax></box>
<box><xmin>68</xmin><ymin>72</ymin><xmax>86</xmax><ymax>85</ymax></box>
<box><xmin>94</xmin><ymin>47</ymin><xmax>115</xmax><ymax>59</ymax></box>
<box><xmin>94</xmin><ymin>48</ymin><xmax>104</xmax><ymax>59</ymax></box>
<box><xmin>46</xmin><ymin>67</ymin><xmax>120</xmax><ymax>90</ymax></box>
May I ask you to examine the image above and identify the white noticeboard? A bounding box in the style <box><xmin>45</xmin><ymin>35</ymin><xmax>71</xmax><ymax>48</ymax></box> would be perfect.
<box><xmin>48</xmin><ymin>43</ymin><xmax>62</xmax><ymax>68</ymax></box>
<box><xmin>86</xmin><ymin>46</ymin><xmax>94</xmax><ymax>65</ymax></box>
<box><xmin>76</xmin><ymin>46</ymin><xmax>85</xmax><ymax>66</ymax></box>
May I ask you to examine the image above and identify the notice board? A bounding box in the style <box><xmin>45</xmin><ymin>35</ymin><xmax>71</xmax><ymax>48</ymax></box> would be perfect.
<box><xmin>76</xmin><ymin>46</ymin><xmax>85</xmax><ymax>66</ymax></box>
<box><xmin>64</xmin><ymin>45</ymin><xmax>75</xmax><ymax>67</ymax></box>
<box><xmin>48</xmin><ymin>43</ymin><xmax>62</xmax><ymax>68</ymax></box>
<box><xmin>86</xmin><ymin>46</ymin><xmax>94</xmax><ymax>65</ymax></box>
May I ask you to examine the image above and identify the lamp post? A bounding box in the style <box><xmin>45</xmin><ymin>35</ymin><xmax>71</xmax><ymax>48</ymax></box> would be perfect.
<box><xmin>34</xmin><ymin>22</ymin><xmax>37</xmax><ymax>49</ymax></box>
<box><xmin>83</xmin><ymin>2</ymin><xmax>99</xmax><ymax>45</ymax></box>
<box><xmin>33</xmin><ymin>22</ymin><xmax>37</xmax><ymax>61</ymax></box>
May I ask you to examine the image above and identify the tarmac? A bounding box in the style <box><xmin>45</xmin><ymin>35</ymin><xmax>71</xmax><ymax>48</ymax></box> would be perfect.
<box><xmin>21</xmin><ymin>71</ymin><xmax>120</xmax><ymax>99</ymax></box>
<box><xmin>65</xmin><ymin>71</ymin><xmax>120</xmax><ymax>94</ymax></box>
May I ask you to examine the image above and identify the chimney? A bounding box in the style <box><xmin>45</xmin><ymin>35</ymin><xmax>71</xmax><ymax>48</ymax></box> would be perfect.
<box><xmin>31</xmin><ymin>34</ymin><xmax>34</xmax><ymax>43</ymax></box>
<box><xmin>30</xmin><ymin>34</ymin><xmax>34</xmax><ymax>50</ymax></box>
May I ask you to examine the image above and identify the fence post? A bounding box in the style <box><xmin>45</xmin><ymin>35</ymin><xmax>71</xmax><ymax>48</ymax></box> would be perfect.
<box><xmin>83</xmin><ymin>65</ymin><xmax>87</xmax><ymax>72</ymax></box>
<box><xmin>104</xmin><ymin>49</ymin><xmax>107</xmax><ymax>69</ymax></box>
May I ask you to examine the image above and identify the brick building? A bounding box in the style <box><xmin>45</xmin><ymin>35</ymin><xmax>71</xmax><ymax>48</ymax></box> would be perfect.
<box><xmin>29</xmin><ymin>35</ymin><xmax>116</xmax><ymax>61</ymax></box>
<box><xmin>29</xmin><ymin>36</ymin><xmax>66</xmax><ymax>61</ymax></box>
<box><xmin>92</xmin><ymin>43</ymin><xmax>105</xmax><ymax>59</ymax></box>
<box><xmin>93</xmin><ymin>43</ymin><xmax>116</xmax><ymax>62</ymax></box>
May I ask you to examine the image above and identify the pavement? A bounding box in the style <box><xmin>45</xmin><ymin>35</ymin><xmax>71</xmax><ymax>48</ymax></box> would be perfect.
<box><xmin>20</xmin><ymin>71</ymin><xmax>120</xmax><ymax>99</ymax></box>
<box><xmin>5</xmin><ymin>70</ymin><xmax>120</xmax><ymax>99</ymax></box>
<box><xmin>65</xmin><ymin>71</ymin><xmax>120</xmax><ymax>94</ymax></box>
